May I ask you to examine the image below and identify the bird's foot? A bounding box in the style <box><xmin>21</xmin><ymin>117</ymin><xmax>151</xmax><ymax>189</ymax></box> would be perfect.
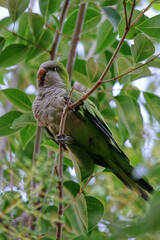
<box><xmin>56</xmin><ymin>134</ymin><xmax>73</xmax><ymax>145</ymax></box>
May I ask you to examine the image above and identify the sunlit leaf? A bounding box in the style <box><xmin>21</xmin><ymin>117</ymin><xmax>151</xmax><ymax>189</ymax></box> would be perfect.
<box><xmin>86</xmin><ymin>57</ymin><xmax>111</xmax><ymax>82</ymax></box>
<box><xmin>2</xmin><ymin>88</ymin><xmax>32</xmax><ymax>111</ymax></box>
<box><xmin>131</xmin><ymin>34</ymin><xmax>155</xmax><ymax>62</ymax></box>
<box><xmin>7</xmin><ymin>0</ymin><xmax>30</xmax><ymax>21</ymax></box>
<box><xmin>136</xmin><ymin>14</ymin><xmax>160</xmax><ymax>39</ymax></box>
<box><xmin>115</xmin><ymin>95</ymin><xmax>143</xmax><ymax>139</ymax></box>
<box><xmin>20</xmin><ymin>124</ymin><xmax>36</xmax><ymax>149</ymax></box>
<box><xmin>72</xmin><ymin>59</ymin><xmax>89</xmax><ymax>87</ymax></box>
<box><xmin>28</xmin><ymin>13</ymin><xmax>45</xmax><ymax>39</ymax></box>
<box><xmin>0</xmin><ymin>111</ymin><xmax>23</xmax><ymax>136</ymax></box>
<box><xmin>95</xmin><ymin>19</ymin><xmax>117</xmax><ymax>54</ymax></box>
<box><xmin>67</xmin><ymin>145</ymin><xmax>94</xmax><ymax>182</ymax></box>
<box><xmin>12</xmin><ymin>112</ymin><xmax>36</xmax><ymax>128</ymax></box>
<box><xmin>103</xmin><ymin>7</ymin><xmax>120</xmax><ymax>31</ymax></box>
<box><xmin>63</xmin><ymin>8</ymin><xmax>101</xmax><ymax>35</ymax></box>
<box><xmin>39</xmin><ymin>0</ymin><xmax>62</xmax><ymax>16</ymax></box>
<box><xmin>76</xmin><ymin>195</ymin><xmax>104</xmax><ymax>232</ymax></box>
<box><xmin>0</xmin><ymin>44</ymin><xmax>28</xmax><ymax>67</ymax></box>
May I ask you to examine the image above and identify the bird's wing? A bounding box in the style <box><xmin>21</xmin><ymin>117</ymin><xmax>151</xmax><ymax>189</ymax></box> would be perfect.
<box><xmin>70</xmin><ymin>90</ymin><xmax>129</xmax><ymax>160</ymax></box>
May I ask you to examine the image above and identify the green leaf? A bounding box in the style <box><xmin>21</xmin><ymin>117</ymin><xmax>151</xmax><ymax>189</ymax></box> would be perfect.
<box><xmin>118</xmin><ymin>10</ymin><xmax>148</xmax><ymax>39</ymax></box>
<box><xmin>136</xmin><ymin>14</ymin><xmax>160</xmax><ymax>39</ymax></box>
<box><xmin>72</xmin><ymin>235</ymin><xmax>89</xmax><ymax>240</ymax></box>
<box><xmin>25</xmin><ymin>29</ymin><xmax>52</xmax><ymax>62</ymax></box>
<box><xmin>39</xmin><ymin>0</ymin><xmax>62</xmax><ymax>16</ymax></box>
<box><xmin>18</xmin><ymin>13</ymin><xmax>33</xmax><ymax>44</ymax></box>
<box><xmin>95</xmin><ymin>19</ymin><xmax>117</xmax><ymax>54</ymax></box>
<box><xmin>113</xmin><ymin>40</ymin><xmax>131</xmax><ymax>56</ymax></box>
<box><xmin>86</xmin><ymin>57</ymin><xmax>111</xmax><ymax>82</ymax></box>
<box><xmin>20</xmin><ymin>124</ymin><xmax>36</xmax><ymax>149</ymax></box>
<box><xmin>118</xmin><ymin>57</ymin><xmax>132</xmax><ymax>75</ymax></box>
<box><xmin>12</xmin><ymin>112</ymin><xmax>36</xmax><ymax>128</ymax></box>
<box><xmin>101</xmin><ymin>0</ymin><xmax>119</xmax><ymax>6</ymax></box>
<box><xmin>63</xmin><ymin>8</ymin><xmax>101</xmax><ymax>36</ymax></box>
<box><xmin>76</xmin><ymin>194</ymin><xmax>88</xmax><ymax>230</ymax></box>
<box><xmin>1</xmin><ymin>88</ymin><xmax>32</xmax><ymax>111</ymax></box>
<box><xmin>103</xmin><ymin>7</ymin><xmax>120</xmax><ymax>31</ymax></box>
<box><xmin>41</xmin><ymin>140</ymin><xmax>71</xmax><ymax>160</ymax></box>
<box><xmin>143</xmin><ymin>92</ymin><xmax>160</xmax><ymax>123</ymax></box>
<box><xmin>29</xmin><ymin>13</ymin><xmax>45</xmax><ymax>38</ymax></box>
<box><xmin>0</xmin><ymin>37</ymin><xmax>5</xmax><ymax>53</ymax></box>
<box><xmin>72</xmin><ymin>59</ymin><xmax>89</xmax><ymax>87</ymax></box>
<box><xmin>0</xmin><ymin>111</ymin><xmax>23</xmax><ymax>136</ymax></box>
<box><xmin>0</xmin><ymin>17</ymin><xmax>12</xmax><ymax>38</ymax></box>
<box><xmin>0</xmin><ymin>44</ymin><xmax>28</xmax><ymax>67</ymax></box>
<box><xmin>148</xmin><ymin>57</ymin><xmax>160</xmax><ymax>68</ymax></box>
<box><xmin>7</xmin><ymin>0</ymin><xmax>30</xmax><ymax>22</ymax></box>
<box><xmin>0</xmin><ymin>0</ymin><xmax>7</xmax><ymax>8</ymax></box>
<box><xmin>67</xmin><ymin>145</ymin><xmax>94</xmax><ymax>182</ymax></box>
<box><xmin>86</xmin><ymin>196</ymin><xmax>104</xmax><ymax>231</ymax></box>
<box><xmin>131</xmin><ymin>34</ymin><xmax>155</xmax><ymax>63</ymax></box>
<box><xmin>0</xmin><ymin>70</ymin><xmax>4</xmax><ymax>84</ymax></box>
<box><xmin>76</xmin><ymin>195</ymin><xmax>104</xmax><ymax>232</ymax></box>
<box><xmin>130</xmin><ymin>64</ymin><xmax>151</xmax><ymax>82</ymax></box>
<box><xmin>64</xmin><ymin>181</ymin><xmax>80</xmax><ymax>198</ymax></box>
<box><xmin>115</xmin><ymin>95</ymin><xmax>143</xmax><ymax>139</ymax></box>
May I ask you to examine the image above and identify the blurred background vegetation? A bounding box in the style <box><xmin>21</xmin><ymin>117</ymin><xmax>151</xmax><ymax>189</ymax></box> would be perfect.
<box><xmin>0</xmin><ymin>0</ymin><xmax>160</xmax><ymax>239</ymax></box>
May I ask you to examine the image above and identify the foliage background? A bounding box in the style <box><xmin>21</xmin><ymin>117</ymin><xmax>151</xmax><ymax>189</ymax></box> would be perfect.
<box><xmin>0</xmin><ymin>0</ymin><xmax>160</xmax><ymax>239</ymax></box>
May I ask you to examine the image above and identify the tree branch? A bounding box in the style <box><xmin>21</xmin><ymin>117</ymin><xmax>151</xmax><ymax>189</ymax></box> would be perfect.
<box><xmin>50</xmin><ymin>0</ymin><xmax>70</xmax><ymax>60</ymax></box>
<box><xmin>70</xmin><ymin>1</ymin><xmax>153</xmax><ymax>109</ymax></box>
<box><xmin>66</xmin><ymin>1</ymin><xmax>88</xmax><ymax>80</ymax></box>
<box><xmin>130</xmin><ymin>0</ymin><xmax>154</xmax><ymax>28</ymax></box>
<box><xmin>128</xmin><ymin>0</ymin><xmax>136</xmax><ymax>27</ymax></box>
<box><xmin>56</xmin><ymin>88</ymin><xmax>74</xmax><ymax>240</ymax></box>
<box><xmin>123</xmin><ymin>0</ymin><xmax>128</xmax><ymax>27</ymax></box>
<box><xmin>103</xmin><ymin>53</ymin><xmax>160</xmax><ymax>83</ymax></box>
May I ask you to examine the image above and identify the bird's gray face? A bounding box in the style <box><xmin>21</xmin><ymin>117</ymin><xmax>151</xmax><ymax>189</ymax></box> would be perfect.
<box><xmin>37</xmin><ymin>61</ymin><xmax>64</xmax><ymax>88</ymax></box>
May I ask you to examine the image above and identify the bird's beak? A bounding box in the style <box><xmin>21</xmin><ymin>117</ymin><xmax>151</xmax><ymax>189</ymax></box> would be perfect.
<box><xmin>38</xmin><ymin>68</ymin><xmax>47</xmax><ymax>81</ymax></box>
<box><xmin>37</xmin><ymin>68</ymin><xmax>47</xmax><ymax>87</ymax></box>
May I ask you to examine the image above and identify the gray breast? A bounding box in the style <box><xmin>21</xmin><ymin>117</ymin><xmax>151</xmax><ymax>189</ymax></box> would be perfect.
<box><xmin>32</xmin><ymin>87</ymin><xmax>67</xmax><ymax>136</ymax></box>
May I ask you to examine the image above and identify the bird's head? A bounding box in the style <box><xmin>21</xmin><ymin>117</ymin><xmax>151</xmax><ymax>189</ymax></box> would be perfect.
<box><xmin>37</xmin><ymin>61</ymin><xmax>70</xmax><ymax>89</ymax></box>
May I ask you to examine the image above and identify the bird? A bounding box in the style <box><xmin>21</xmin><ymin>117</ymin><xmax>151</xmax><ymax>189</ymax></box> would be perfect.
<box><xmin>32</xmin><ymin>60</ymin><xmax>154</xmax><ymax>201</ymax></box>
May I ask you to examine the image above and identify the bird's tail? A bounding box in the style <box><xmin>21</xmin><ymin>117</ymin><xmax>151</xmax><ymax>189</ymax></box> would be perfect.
<box><xmin>97</xmin><ymin>153</ymin><xmax>154</xmax><ymax>201</ymax></box>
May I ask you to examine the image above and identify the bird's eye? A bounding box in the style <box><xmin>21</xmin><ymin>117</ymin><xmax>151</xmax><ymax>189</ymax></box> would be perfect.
<box><xmin>53</xmin><ymin>67</ymin><xmax>57</xmax><ymax>71</ymax></box>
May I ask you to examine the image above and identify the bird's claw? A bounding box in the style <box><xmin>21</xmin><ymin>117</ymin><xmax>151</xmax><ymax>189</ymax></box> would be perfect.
<box><xmin>56</xmin><ymin>134</ymin><xmax>73</xmax><ymax>145</ymax></box>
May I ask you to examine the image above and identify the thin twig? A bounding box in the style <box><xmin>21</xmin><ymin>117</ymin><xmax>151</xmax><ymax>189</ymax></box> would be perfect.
<box><xmin>123</xmin><ymin>0</ymin><xmax>128</xmax><ymax>27</ymax></box>
<box><xmin>70</xmin><ymin>1</ymin><xmax>153</xmax><ymax>109</ymax></box>
<box><xmin>8</xmin><ymin>140</ymin><xmax>13</xmax><ymax>193</ymax></box>
<box><xmin>103</xmin><ymin>53</ymin><xmax>160</xmax><ymax>83</ymax></box>
<box><xmin>128</xmin><ymin>0</ymin><xmax>136</xmax><ymax>26</ymax></box>
<box><xmin>63</xmin><ymin>175</ymin><xmax>94</xmax><ymax>211</ymax></box>
<box><xmin>28</xmin><ymin>126</ymin><xmax>42</xmax><ymax>229</ymax></box>
<box><xmin>130</xmin><ymin>0</ymin><xmax>154</xmax><ymax>28</ymax></box>
<box><xmin>56</xmin><ymin>87</ymin><xmax>74</xmax><ymax>240</ymax></box>
<box><xmin>50</xmin><ymin>0</ymin><xmax>70</xmax><ymax>60</ymax></box>
<box><xmin>66</xmin><ymin>1</ymin><xmax>88</xmax><ymax>80</ymax></box>
<box><xmin>46</xmin><ymin>24</ymin><xmax>72</xmax><ymax>40</ymax></box>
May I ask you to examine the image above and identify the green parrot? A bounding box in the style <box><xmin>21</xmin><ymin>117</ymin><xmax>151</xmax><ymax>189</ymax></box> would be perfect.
<box><xmin>32</xmin><ymin>60</ymin><xmax>154</xmax><ymax>201</ymax></box>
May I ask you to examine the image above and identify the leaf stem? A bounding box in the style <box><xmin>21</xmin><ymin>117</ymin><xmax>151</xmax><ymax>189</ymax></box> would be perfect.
<box><xmin>63</xmin><ymin>175</ymin><xmax>94</xmax><ymax>211</ymax></box>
